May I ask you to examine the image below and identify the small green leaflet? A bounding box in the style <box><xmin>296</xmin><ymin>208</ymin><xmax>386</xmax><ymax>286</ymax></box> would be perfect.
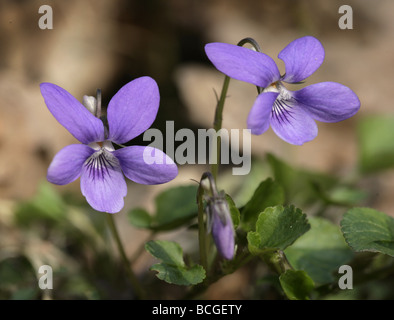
<box><xmin>247</xmin><ymin>205</ymin><xmax>310</xmax><ymax>254</ymax></box>
<box><xmin>145</xmin><ymin>240</ymin><xmax>206</xmax><ymax>286</ymax></box>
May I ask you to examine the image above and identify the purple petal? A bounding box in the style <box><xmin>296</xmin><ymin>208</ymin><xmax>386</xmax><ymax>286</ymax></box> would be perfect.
<box><xmin>80</xmin><ymin>149</ymin><xmax>127</xmax><ymax>213</ymax></box>
<box><xmin>40</xmin><ymin>83</ymin><xmax>105</xmax><ymax>144</ymax></box>
<box><xmin>212</xmin><ymin>212</ymin><xmax>235</xmax><ymax>260</ymax></box>
<box><xmin>247</xmin><ymin>92</ymin><xmax>279</xmax><ymax>135</ymax></box>
<box><xmin>293</xmin><ymin>82</ymin><xmax>360</xmax><ymax>122</ymax></box>
<box><xmin>47</xmin><ymin>144</ymin><xmax>95</xmax><ymax>185</ymax></box>
<box><xmin>279</xmin><ymin>36</ymin><xmax>325</xmax><ymax>83</ymax></box>
<box><xmin>270</xmin><ymin>99</ymin><xmax>318</xmax><ymax>145</ymax></box>
<box><xmin>113</xmin><ymin>146</ymin><xmax>178</xmax><ymax>185</ymax></box>
<box><xmin>205</xmin><ymin>43</ymin><xmax>280</xmax><ymax>88</ymax></box>
<box><xmin>107</xmin><ymin>77</ymin><xmax>160</xmax><ymax>144</ymax></box>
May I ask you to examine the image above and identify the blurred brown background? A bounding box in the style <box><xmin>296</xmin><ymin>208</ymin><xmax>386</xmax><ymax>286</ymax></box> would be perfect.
<box><xmin>0</xmin><ymin>0</ymin><xmax>393</xmax><ymax>299</ymax></box>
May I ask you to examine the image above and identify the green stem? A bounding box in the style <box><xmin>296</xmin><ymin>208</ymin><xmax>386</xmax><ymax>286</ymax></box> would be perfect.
<box><xmin>106</xmin><ymin>214</ymin><xmax>146</xmax><ymax>299</ymax></box>
<box><xmin>197</xmin><ymin>186</ymin><xmax>208</xmax><ymax>272</ymax></box>
<box><xmin>262</xmin><ymin>250</ymin><xmax>293</xmax><ymax>275</ymax></box>
<box><xmin>211</xmin><ymin>75</ymin><xmax>230</xmax><ymax>182</ymax></box>
<box><xmin>237</xmin><ymin>37</ymin><xmax>262</xmax><ymax>51</ymax></box>
<box><xmin>210</xmin><ymin>37</ymin><xmax>263</xmax><ymax>182</ymax></box>
<box><xmin>213</xmin><ymin>75</ymin><xmax>231</xmax><ymax>133</ymax></box>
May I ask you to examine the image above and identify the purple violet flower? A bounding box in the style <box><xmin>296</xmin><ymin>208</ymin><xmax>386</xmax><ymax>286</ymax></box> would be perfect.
<box><xmin>40</xmin><ymin>77</ymin><xmax>178</xmax><ymax>214</ymax></box>
<box><xmin>205</xmin><ymin>36</ymin><xmax>360</xmax><ymax>145</ymax></box>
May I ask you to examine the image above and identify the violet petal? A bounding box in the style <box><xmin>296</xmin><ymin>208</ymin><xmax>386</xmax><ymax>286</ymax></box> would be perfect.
<box><xmin>47</xmin><ymin>144</ymin><xmax>95</xmax><ymax>185</ymax></box>
<box><xmin>279</xmin><ymin>36</ymin><xmax>325</xmax><ymax>83</ymax></box>
<box><xmin>107</xmin><ymin>77</ymin><xmax>160</xmax><ymax>144</ymax></box>
<box><xmin>270</xmin><ymin>99</ymin><xmax>318</xmax><ymax>145</ymax></box>
<box><xmin>293</xmin><ymin>82</ymin><xmax>361</xmax><ymax>122</ymax></box>
<box><xmin>247</xmin><ymin>91</ymin><xmax>279</xmax><ymax>135</ymax></box>
<box><xmin>113</xmin><ymin>146</ymin><xmax>178</xmax><ymax>185</ymax></box>
<box><xmin>80</xmin><ymin>149</ymin><xmax>127</xmax><ymax>213</ymax></box>
<box><xmin>205</xmin><ymin>42</ymin><xmax>281</xmax><ymax>88</ymax></box>
<box><xmin>40</xmin><ymin>83</ymin><xmax>105</xmax><ymax>144</ymax></box>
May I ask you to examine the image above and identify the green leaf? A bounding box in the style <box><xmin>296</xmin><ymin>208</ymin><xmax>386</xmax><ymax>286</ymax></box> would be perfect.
<box><xmin>226</xmin><ymin>194</ymin><xmax>240</xmax><ymax>228</ymax></box>
<box><xmin>341</xmin><ymin>207</ymin><xmax>394</xmax><ymax>257</ymax></box>
<box><xmin>325</xmin><ymin>186</ymin><xmax>367</xmax><ymax>206</ymax></box>
<box><xmin>127</xmin><ymin>208</ymin><xmax>152</xmax><ymax>229</ymax></box>
<box><xmin>279</xmin><ymin>270</ymin><xmax>314</xmax><ymax>300</ymax></box>
<box><xmin>14</xmin><ymin>182</ymin><xmax>66</xmax><ymax>226</ymax></box>
<box><xmin>267</xmin><ymin>153</ymin><xmax>337</xmax><ymax>207</ymax></box>
<box><xmin>150</xmin><ymin>264</ymin><xmax>205</xmax><ymax>286</ymax></box>
<box><xmin>145</xmin><ymin>240</ymin><xmax>186</xmax><ymax>266</ymax></box>
<box><xmin>285</xmin><ymin>217</ymin><xmax>354</xmax><ymax>284</ymax></box>
<box><xmin>31</xmin><ymin>182</ymin><xmax>66</xmax><ymax>217</ymax></box>
<box><xmin>241</xmin><ymin>178</ymin><xmax>284</xmax><ymax>230</ymax></box>
<box><xmin>247</xmin><ymin>205</ymin><xmax>310</xmax><ymax>254</ymax></box>
<box><xmin>155</xmin><ymin>185</ymin><xmax>198</xmax><ymax>226</ymax></box>
<box><xmin>358</xmin><ymin>115</ymin><xmax>394</xmax><ymax>173</ymax></box>
<box><xmin>229</xmin><ymin>158</ymin><xmax>271</xmax><ymax>207</ymax></box>
<box><xmin>145</xmin><ymin>240</ymin><xmax>205</xmax><ymax>286</ymax></box>
<box><xmin>127</xmin><ymin>185</ymin><xmax>198</xmax><ymax>231</ymax></box>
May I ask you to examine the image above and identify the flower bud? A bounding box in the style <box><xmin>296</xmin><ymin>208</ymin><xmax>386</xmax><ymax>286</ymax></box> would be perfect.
<box><xmin>208</xmin><ymin>193</ymin><xmax>235</xmax><ymax>260</ymax></box>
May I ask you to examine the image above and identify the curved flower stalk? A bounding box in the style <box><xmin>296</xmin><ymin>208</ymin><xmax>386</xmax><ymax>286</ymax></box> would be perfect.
<box><xmin>40</xmin><ymin>77</ymin><xmax>178</xmax><ymax>213</ymax></box>
<box><xmin>205</xmin><ymin>36</ymin><xmax>360</xmax><ymax>145</ymax></box>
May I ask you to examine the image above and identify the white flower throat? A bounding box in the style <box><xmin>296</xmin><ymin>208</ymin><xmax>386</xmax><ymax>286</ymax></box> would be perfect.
<box><xmin>263</xmin><ymin>82</ymin><xmax>295</xmax><ymax>124</ymax></box>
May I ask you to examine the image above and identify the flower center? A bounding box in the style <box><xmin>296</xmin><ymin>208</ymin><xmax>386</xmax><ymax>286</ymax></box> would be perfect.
<box><xmin>84</xmin><ymin>147</ymin><xmax>119</xmax><ymax>181</ymax></box>
<box><xmin>264</xmin><ymin>82</ymin><xmax>295</xmax><ymax>125</ymax></box>
<box><xmin>88</xmin><ymin>140</ymin><xmax>115</xmax><ymax>152</ymax></box>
